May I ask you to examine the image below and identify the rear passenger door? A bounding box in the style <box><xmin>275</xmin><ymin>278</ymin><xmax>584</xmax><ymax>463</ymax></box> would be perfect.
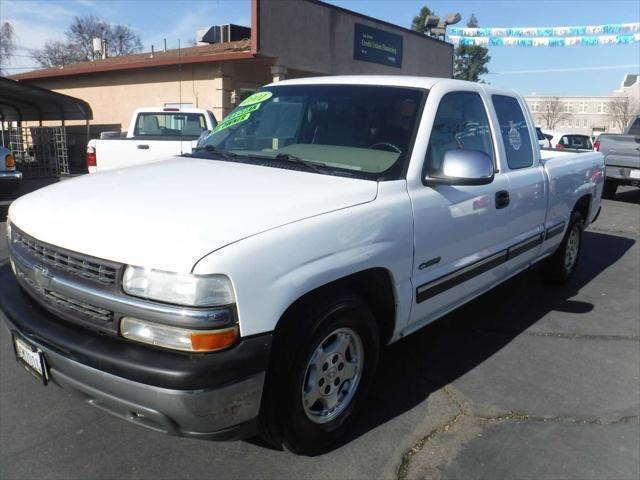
<box><xmin>491</xmin><ymin>94</ymin><xmax>547</xmax><ymax>274</ymax></box>
<box><xmin>407</xmin><ymin>88</ymin><xmax>512</xmax><ymax>329</ymax></box>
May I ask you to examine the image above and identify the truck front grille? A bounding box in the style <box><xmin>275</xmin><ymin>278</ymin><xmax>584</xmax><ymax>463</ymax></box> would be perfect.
<box><xmin>13</xmin><ymin>228</ymin><xmax>119</xmax><ymax>286</ymax></box>
<box><xmin>43</xmin><ymin>290</ymin><xmax>114</xmax><ymax>323</ymax></box>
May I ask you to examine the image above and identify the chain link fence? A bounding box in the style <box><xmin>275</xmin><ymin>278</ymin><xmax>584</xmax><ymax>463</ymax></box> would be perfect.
<box><xmin>7</xmin><ymin>126</ymin><xmax>69</xmax><ymax>177</ymax></box>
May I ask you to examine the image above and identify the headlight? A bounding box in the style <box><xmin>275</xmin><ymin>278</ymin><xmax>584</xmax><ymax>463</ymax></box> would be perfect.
<box><xmin>122</xmin><ymin>266</ymin><xmax>235</xmax><ymax>307</ymax></box>
<box><xmin>120</xmin><ymin>317</ymin><xmax>238</xmax><ymax>352</ymax></box>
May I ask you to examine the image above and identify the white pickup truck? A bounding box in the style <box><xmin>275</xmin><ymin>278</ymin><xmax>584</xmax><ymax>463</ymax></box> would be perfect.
<box><xmin>86</xmin><ymin>107</ymin><xmax>217</xmax><ymax>173</ymax></box>
<box><xmin>2</xmin><ymin>76</ymin><xmax>604</xmax><ymax>455</ymax></box>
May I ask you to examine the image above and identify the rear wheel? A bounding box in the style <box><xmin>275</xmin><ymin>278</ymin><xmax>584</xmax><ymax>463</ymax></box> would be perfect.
<box><xmin>602</xmin><ymin>180</ymin><xmax>618</xmax><ymax>200</ymax></box>
<box><xmin>540</xmin><ymin>211</ymin><xmax>584</xmax><ymax>284</ymax></box>
<box><xmin>259</xmin><ymin>293</ymin><xmax>380</xmax><ymax>455</ymax></box>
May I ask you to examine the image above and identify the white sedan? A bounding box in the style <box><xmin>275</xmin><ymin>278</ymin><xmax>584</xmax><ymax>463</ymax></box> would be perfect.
<box><xmin>545</xmin><ymin>131</ymin><xmax>594</xmax><ymax>151</ymax></box>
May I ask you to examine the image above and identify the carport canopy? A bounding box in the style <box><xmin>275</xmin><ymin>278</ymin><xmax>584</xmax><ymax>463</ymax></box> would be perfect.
<box><xmin>0</xmin><ymin>77</ymin><xmax>92</xmax><ymax>122</ymax></box>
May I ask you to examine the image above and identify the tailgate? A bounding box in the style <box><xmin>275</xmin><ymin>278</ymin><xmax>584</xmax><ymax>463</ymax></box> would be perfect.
<box><xmin>601</xmin><ymin>135</ymin><xmax>640</xmax><ymax>169</ymax></box>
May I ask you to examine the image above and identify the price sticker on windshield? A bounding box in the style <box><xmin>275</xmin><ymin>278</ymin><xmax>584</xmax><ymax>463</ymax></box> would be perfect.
<box><xmin>239</xmin><ymin>91</ymin><xmax>273</xmax><ymax>107</ymax></box>
<box><xmin>212</xmin><ymin>103</ymin><xmax>262</xmax><ymax>133</ymax></box>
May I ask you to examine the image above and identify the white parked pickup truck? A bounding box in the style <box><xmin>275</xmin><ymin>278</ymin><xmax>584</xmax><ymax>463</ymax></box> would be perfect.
<box><xmin>86</xmin><ymin>107</ymin><xmax>217</xmax><ymax>173</ymax></box>
<box><xmin>2</xmin><ymin>76</ymin><xmax>604</xmax><ymax>455</ymax></box>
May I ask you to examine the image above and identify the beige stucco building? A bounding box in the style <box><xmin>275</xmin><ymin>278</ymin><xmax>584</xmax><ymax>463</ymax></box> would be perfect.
<box><xmin>9</xmin><ymin>0</ymin><xmax>453</xmax><ymax>131</ymax></box>
<box><xmin>525</xmin><ymin>74</ymin><xmax>640</xmax><ymax>136</ymax></box>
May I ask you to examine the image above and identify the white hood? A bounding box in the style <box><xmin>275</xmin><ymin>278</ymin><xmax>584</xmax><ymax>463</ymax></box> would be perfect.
<box><xmin>9</xmin><ymin>158</ymin><xmax>378</xmax><ymax>272</ymax></box>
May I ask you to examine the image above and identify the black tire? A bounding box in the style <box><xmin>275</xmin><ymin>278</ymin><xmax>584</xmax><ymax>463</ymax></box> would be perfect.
<box><xmin>258</xmin><ymin>292</ymin><xmax>380</xmax><ymax>455</ymax></box>
<box><xmin>602</xmin><ymin>180</ymin><xmax>618</xmax><ymax>200</ymax></box>
<box><xmin>540</xmin><ymin>211</ymin><xmax>584</xmax><ymax>284</ymax></box>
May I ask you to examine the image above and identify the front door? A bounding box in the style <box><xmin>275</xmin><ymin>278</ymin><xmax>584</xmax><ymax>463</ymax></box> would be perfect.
<box><xmin>407</xmin><ymin>89</ymin><xmax>513</xmax><ymax>331</ymax></box>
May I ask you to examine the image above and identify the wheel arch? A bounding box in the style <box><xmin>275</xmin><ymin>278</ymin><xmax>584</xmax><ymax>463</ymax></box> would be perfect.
<box><xmin>573</xmin><ymin>193</ymin><xmax>592</xmax><ymax>221</ymax></box>
<box><xmin>274</xmin><ymin>267</ymin><xmax>397</xmax><ymax>347</ymax></box>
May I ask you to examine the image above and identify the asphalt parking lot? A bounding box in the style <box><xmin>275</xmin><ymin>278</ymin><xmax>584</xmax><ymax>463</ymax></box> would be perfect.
<box><xmin>1</xmin><ymin>188</ymin><xmax>639</xmax><ymax>480</ymax></box>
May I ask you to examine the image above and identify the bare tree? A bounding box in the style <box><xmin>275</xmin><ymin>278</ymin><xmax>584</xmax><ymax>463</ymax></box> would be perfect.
<box><xmin>0</xmin><ymin>22</ymin><xmax>16</xmax><ymax>73</ymax></box>
<box><xmin>609</xmin><ymin>95</ymin><xmax>638</xmax><ymax>132</ymax></box>
<box><xmin>103</xmin><ymin>23</ymin><xmax>143</xmax><ymax>57</ymax></box>
<box><xmin>32</xmin><ymin>16</ymin><xmax>143</xmax><ymax>68</ymax></box>
<box><xmin>540</xmin><ymin>97</ymin><xmax>569</xmax><ymax>130</ymax></box>
<box><xmin>31</xmin><ymin>40</ymin><xmax>84</xmax><ymax>68</ymax></box>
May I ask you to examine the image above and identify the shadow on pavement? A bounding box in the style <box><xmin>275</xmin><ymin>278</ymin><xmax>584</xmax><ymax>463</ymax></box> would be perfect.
<box><xmin>612</xmin><ymin>188</ymin><xmax>640</xmax><ymax>205</ymax></box>
<box><xmin>319</xmin><ymin>230</ymin><xmax>635</xmax><ymax>453</ymax></box>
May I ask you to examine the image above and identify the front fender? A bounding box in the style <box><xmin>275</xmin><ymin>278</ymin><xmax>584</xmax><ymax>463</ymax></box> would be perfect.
<box><xmin>193</xmin><ymin>181</ymin><xmax>414</xmax><ymax>338</ymax></box>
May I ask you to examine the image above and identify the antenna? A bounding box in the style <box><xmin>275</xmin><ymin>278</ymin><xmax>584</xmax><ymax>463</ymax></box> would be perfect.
<box><xmin>178</xmin><ymin>39</ymin><xmax>184</xmax><ymax>156</ymax></box>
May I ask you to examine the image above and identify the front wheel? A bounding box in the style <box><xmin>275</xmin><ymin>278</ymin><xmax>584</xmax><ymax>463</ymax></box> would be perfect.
<box><xmin>540</xmin><ymin>211</ymin><xmax>584</xmax><ymax>284</ymax></box>
<box><xmin>259</xmin><ymin>293</ymin><xmax>380</xmax><ymax>455</ymax></box>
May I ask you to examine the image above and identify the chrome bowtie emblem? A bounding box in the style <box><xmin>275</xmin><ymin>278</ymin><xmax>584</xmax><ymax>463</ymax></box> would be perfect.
<box><xmin>32</xmin><ymin>264</ymin><xmax>53</xmax><ymax>290</ymax></box>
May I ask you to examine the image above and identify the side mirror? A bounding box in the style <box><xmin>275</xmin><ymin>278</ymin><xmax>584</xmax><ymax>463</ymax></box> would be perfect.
<box><xmin>425</xmin><ymin>149</ymin><xmax>494</xmax><ymax>186</ymax></box>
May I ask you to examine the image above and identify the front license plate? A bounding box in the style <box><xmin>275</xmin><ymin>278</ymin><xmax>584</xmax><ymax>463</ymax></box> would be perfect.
<box><xmin>629</xmin><ymin>169</ymin><xmax>640</xmax><ymax>179</ymax></box>
<box><xmin>13</xmin><ymin>333</ymin><xmax>48</xmax><ymax>385</ymax></box>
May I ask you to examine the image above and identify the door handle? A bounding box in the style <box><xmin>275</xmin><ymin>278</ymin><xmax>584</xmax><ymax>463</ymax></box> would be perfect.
<box><xmin>495</xmin><ymin>190</ymin><xmax>510</xmax><ymax>209</ymax></box>
<box><xmin>137</xmin><ymin>144</ymin><xmax>149</xmax><ymax>150</ymax></box>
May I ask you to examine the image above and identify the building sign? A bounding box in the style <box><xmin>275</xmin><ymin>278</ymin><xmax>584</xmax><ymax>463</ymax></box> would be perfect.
<box><xmin>353</xmin><ymin>23</ymin><xmax>403</xmax><ymax>68</ymax></box>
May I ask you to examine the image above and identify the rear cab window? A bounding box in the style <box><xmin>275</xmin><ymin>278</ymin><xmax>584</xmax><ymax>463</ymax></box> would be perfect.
<box><xmin>424</xmin><ymin>91</ymin><xmax>495</xmax><ymax>178</ymax></box>
<box><xmin>560</xmin><ymin>135</ymin><xmax>592</xmax><ymax>150</ymax></box>
<box><xmin>627</xmin><ymin>117</ymin><xmax>640</xmax><ymax>136</ymax></box>
<box><xmin>492</xmin><ymin>95</ymin><xmax>534</xmax><ymax>170</ymax></box>
<box><xmin>134</xmin><ymin>113</ymin><xmax>207</xmax><ymax>137</ymax></box>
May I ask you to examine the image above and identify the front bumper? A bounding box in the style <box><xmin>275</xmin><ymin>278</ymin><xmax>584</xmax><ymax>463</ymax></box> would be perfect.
<box><xmin>0</xmin><ymin>264</ymin><xmax>272</xmax><ymax>440</ymax></box>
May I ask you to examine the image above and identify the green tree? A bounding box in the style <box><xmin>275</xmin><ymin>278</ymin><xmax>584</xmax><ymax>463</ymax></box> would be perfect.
<box><xmin>454</xmin><ymin>14</ymin><xmax>491</xmax><ymax>82</ymax></box>
<box><xmin>411</xmin><ymin>6</ymin><xmax>435</xmax><ymax>33</ymax></box>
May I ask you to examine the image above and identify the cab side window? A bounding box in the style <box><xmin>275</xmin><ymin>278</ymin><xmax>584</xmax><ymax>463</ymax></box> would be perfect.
<box><xmin>425</xmin><ymin>92</ymin><xmax>494</xmax><ymax>177</ymax></box>
<box><xmin>492</xmin><ymin>95</ymin><xmax>534</xmax><ymax>169</ymax></box>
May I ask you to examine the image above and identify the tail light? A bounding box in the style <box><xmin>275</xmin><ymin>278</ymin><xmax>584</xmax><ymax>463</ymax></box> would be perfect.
<box><xmin>555</xmin><ymin>143</ymin><xmax>565</xmax><ymax>150</ymax></box>
<box><xmin>593</xmin><ymin>140</ymin><xmax>600</xmax><ymax>151</ymax></box>
<box><xmin>86</xmin><ymin>146</ymin><xmax>96</xmax><ymax>167</ymax></box>
<box><xmin>5</xmin><ymin>153</ymin><xmax>15</xmax><ymax>169</ymax></box>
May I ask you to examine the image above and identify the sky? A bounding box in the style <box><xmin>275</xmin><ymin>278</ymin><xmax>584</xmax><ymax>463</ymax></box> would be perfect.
<box><xmin>1</xmin><ymin>0</ymin><xmax>639</xmax><ymax>96</ymax></box>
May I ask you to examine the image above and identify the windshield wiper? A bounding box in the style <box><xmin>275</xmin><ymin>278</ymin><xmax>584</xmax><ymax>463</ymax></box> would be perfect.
<box><xmin>189</xmin><ymin>145</ymin><xmax>239</xmax><ymax>162</ymax></box>
<box><xmin>271</xmin><ymin>153</ymin><xmax>328</xmax><ymax>174</ymax></box>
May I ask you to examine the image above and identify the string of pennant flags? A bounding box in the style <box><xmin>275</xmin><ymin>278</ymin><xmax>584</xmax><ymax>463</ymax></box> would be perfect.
<box><xmin>448</xmin><ymin>22</ymin><xmax>640</xmax><ymax>47</ymax></box>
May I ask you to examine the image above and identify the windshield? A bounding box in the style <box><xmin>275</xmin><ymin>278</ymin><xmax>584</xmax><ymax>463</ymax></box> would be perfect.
<box><xmin>195</xmin><ymin>84</ymin><xmax>425</xmax><ymax>179</ymax></box>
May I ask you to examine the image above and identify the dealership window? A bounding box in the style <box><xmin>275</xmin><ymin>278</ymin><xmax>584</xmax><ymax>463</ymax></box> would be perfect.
<box><xmin>530</xmin><ymin>102</ymin><xmax>539</xmax><ymax>112</ymax></box>
<box><xmin>579</xmin><ymin>102</ymin><xmax>587</xmax><ymax>113</ymax></box>
<box><xmin>597</xmin><ymin>102</ymin><xmax>606</xmax><ymax>113</ymax></box>
<box><xmin>583</xmin><ymin>119</ymin><xmax>588</xmax><ymax>127</ymax></box>
<box><xmin>564</xmin><ymin>102</ymin><xmax>573</xmax><ymax>113</ymax></box>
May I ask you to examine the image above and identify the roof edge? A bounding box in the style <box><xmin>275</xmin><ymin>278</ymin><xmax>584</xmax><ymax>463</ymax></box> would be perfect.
<box><xmin>9</xmin><ymin>50</ymin><xmax>255</xmax><ymax>81</ymax></box>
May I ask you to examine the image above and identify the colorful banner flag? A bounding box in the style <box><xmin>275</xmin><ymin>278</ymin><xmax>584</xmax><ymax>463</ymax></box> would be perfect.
<box><xmin>448</xmin><ymin>22</ymin><xmax>640</xmax><ymax>38</ymax></box>
<box><xmin>449</xmin><ymin>33</ymin><xmax>640</xmax><ymax>47</ymax></box>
